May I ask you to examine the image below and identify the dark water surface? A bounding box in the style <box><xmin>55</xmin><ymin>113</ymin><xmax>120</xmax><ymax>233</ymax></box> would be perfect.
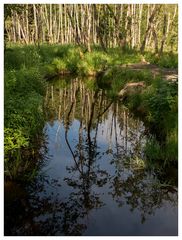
<box><xmin>4</xmin><ymin>77</ymin><xmax>178</xmax><ymax>236</ymax></box>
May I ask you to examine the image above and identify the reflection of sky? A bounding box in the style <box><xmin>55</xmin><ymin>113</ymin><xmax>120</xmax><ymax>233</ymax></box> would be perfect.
<box><xmin>84</xmin><ymin>202</ymin><xmax>177</xmax><ymax>236</ymax></box>
<box><xmin>37</xmin><ymin>104</ymin><xmax>178</xmax><ymax>236</ymax></box>
<box><xmin>36</xmin><ymin>80</ymin><xmax>177</xmax><ymax>236</ymax></box>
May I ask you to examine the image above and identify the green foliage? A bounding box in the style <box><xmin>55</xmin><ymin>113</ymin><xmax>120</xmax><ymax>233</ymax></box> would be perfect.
<box><xmin>52</xmin><ymin>58</ymin><xmax>67</xmax><ymax>74</ymax></box>
<box><xmin>144</xmin><ymin>137</ymin><xmax>161</xmax><ymax>162</ymax></box>
<box><xmin>66</xmin><ymin>49</ymin><xmax>81</xmax><ymax>73</ymax></box>
<box><xmin>77</xmin><ymin>61</ymin><xmax>93</xmax><ymax>76</ymax></box>
<box><xmin>11</xmin><ymin>44</ymin><xmax>176</xmax><ymax>80</ymax></box>
<box><xmin>4</xmin><ymin>128</ymin><xmax>29</xmax><ymax>160</ymax></box>
<box><xmin>164</xmin><ymin>128</ymin><xmax>178</xmax><ymax>164</ymax></box>
<box><xmin>5</xmin><ymin>45</ymin><xmax>42</xmax><ymax>70</ymax></box>
<box><xmin>44</xmin><ymin>64</ymin><xmax>56</xmax><ymax>77</ymax></box>
<box><xmin>38</xmin><ymin>44</ymin><xmax>59</xmax><ymax>63</ymax></box>
<box><xmin>37</xmin><ymin>45</ymin><xmax>147</xmax><ymax>78</ymax></box>
<box><xmin>144</xmin><ymin>128</ymin><xmax>178</xmax><ymax>167</ymax></box>
<box><xmin>4</xmin><ymin>45</ymin><xmax>46</xmax><ymax>180</ymax></box>
<box><xmin>85</xmin><ymin>51</ymin><xmax>111</xmax><ymax>71</ymax></box>
<box><xmin>4</xmin><ymin>128</ymin><xmax>29</xmax><ymax>179</ymax></box>
<box><xmin>143</xmin><ymin>80</ymin><xmax>178</xmax><ymax>134</ymax></box>
<box><xmin>144</xmin><ymin>52</ymin><xmax>178</xmax><ymax>68</ymax></box>
<box><xmin>123</xmin><ymin>77</ymin><xmax>178</xmax><ymax>166</ymax></box>
<box><xmin>127</xmin><ymin>93</ymin><xmax>142</xmax><ymax>110</ymax></box>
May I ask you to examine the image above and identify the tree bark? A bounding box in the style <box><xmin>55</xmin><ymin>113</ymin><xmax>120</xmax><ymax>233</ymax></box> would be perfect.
<box><xmin>159</xmin><ymin>6</ymin><xmax>167</xmax><ymax>54</ymax></box>
<box><xmin>140</xmin><ymin>5</ymin><xmax>161</xmax><ymax>53</ymax></box>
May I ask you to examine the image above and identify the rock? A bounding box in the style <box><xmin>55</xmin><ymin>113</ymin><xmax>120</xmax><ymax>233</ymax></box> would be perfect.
<box><xmin>118</xmin><ymin>81</ymin><xmax>146</xmax><ymax>98</ymax></box>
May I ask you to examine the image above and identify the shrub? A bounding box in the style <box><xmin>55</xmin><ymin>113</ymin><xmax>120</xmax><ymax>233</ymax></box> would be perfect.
<box><xmin>5</xmin><ymin>45</ymin><xmax>42</xmax><ymax>70</ymax></box>
<box><xmin>4</xmin><ymin>46</ymin><xmax>46</xmax><ymax>180</ymax></box>
<box><xmin>4</xmin><ymin>128</ymin><xmax>29</xmax><ymax>179</ymax></box>
<box><xmin>144</xmin><ymin>137</ymin><xmax>161</xmax><ymax>162</ymax></box>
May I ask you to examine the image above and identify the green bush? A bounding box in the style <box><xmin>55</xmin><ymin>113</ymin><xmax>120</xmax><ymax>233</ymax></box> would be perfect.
<box><xmin>4</xmin><ymin>128</ymin><xmax>29</xmax><ymax>179</ymax></box>
<box><xmin>65</xmin><ymin>48</ymin><xmax>81</xmax><ymax>73</ymax></box>
<box><xmin>124</xmin><ymin>77</ymin><xmax>178</xmax><ymax>166</ymax></box>
<box><xmin>143</xmin><ymin>80</ymin><xmax>177</xmax><ymax>133</ymax></box>
<box><xmin>144</xmin><ymin>137</ymin><xmax>161</xmax><ymax>162</ymax></box>
<box><xmin>4</xmin><ymin>46</ymin><xmax>46</xmax><ymax>180</ymax></box>
<box><xmin>164</xmin><ymin>128</ymin><xmax>178</xmax><ymax>164</ymax></box>
<box><xmin>144</xmin><ymin>52</ymin><xmax>178</xmax><ymax>68</ymax></box>
<box><xmin>5</xmin><ymin>45</ymin><xmax>42</xmax><ymax>70</ymax></box>
<box><xmin>127</xmin><ymin>93</ymin><xmax>142</xmax><ymax>110</ymax></box>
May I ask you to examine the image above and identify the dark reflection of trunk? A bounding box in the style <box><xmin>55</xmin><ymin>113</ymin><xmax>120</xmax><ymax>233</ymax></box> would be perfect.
<box><xmin>62</xmin><ymin>83</ymin><xmax>103</xmax><ymax>213</ymax></box>
<box><xmin>94</xmin><ymin>91</ymin><xmax>104</xmax><ymax>147</ymax></box>
<box><xmin>124</xmin><ymin>109</ymin><xmax>128</xmax><ymax>151</ymax></box>
<box><xmin>98</xmin><ymin>100</ymin><xmax>113</xmax><ymax>118</ymax></box>
<box><xmin>114</xmin><ymin>103</ymin><xmax>119</xmax><ymax>154</ymax></box>
<box><xmin>64</xmin><ymin>87</ymin><xmax>82</xmax><ymax>174</ymax></box>
<box><xmin>79</xmin><ymin>120</ymin><xmax>83</xmax><ymax>173</ymax></box>
<box><xmin>51</xmin><ymin>85</ymin><xmax>54</xmax><ymax>106</ymax></box>
<box><xmin>87</xmin><ymin>90</ymin><xmax>98</xmax><ymax>144</ymax></box>
<box><xmin>65</xmin><ymin>131</ymin><xmax>82</xmax><ymax>175</ymax></box>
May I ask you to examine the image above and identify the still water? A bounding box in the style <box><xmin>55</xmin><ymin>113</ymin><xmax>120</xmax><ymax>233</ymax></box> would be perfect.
<box><xmin>5</xmin><ymin>77</ymin><xmax>177</xmax><ymax>236</ymax></box>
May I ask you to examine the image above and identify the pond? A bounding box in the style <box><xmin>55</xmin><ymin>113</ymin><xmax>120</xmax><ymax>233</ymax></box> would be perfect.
<box><xmin>4</xmin><ymin>76</ymin><xmax>178</xmax><ymax>236</ymax></box>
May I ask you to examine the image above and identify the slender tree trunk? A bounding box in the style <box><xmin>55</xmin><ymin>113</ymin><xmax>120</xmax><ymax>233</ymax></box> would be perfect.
<box><xmin>86</xmin><ymin>4</ymin><xmax>91</xmax><ymax>52</ymax></box>
<box><xmin>33</xmin><ymin>4</ymin><xmax>38</xmax><ymax>43</ymax></box>
<box><xmin>49</xmin><ymin>4</ymin><xmax>53</xmax><ymax>43</ymax></box>
<box><xmin>25</xmin><ymin>5</ymin><xmax>29</xmax><ymax>43</ymax></box>
<box><xmin>12</xmin><ymin>11</ymin><xmax>16</xmax><ymax>42</ymax></box>
<box><xmin>93</xmin><ymin>4</ymin><xmax>107</xmax><ymax>52</ymax></box>
<box><xmin>138</xmin><ymin>4</ymin><xmax>143</xmax><ymax>48</ymax></box>
<box><xmin>140</xmin><ymin>5</ymin><xmax>160</xmax><ymax>53</ymax></box>
<box><xmin>159</xmin><ymin>6</ymin><xmax>167</xmax><ymax>54</ymax></box>
<box><xmin>152</xmin><ymin>26</ymin><xmax>158</xmax><ymax>53</ymax></box>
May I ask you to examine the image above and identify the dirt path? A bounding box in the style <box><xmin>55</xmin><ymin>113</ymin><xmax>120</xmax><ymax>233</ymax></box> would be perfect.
<box><xmin>120</xmin><ymin>62</ymin><xmax>178</xmax><ymax>82</ymax></box>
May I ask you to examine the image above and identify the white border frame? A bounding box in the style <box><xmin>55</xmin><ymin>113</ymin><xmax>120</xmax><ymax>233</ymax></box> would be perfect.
<box><xmin>0</xmin><ymin>1</ymin><xmax>181</xmax><ymax>239</ymax></box>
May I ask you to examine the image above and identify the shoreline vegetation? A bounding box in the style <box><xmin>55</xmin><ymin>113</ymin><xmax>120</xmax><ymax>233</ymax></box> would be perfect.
<box><xmin>4</xmin><ymin>4</ymin><xmax>178</xmax><ymax>181</ymax></box>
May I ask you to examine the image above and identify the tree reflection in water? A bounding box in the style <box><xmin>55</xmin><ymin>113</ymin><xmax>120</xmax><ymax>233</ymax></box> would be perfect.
<box><xmin>5</xmin><ymin>76</ymin><xmax>177</xmax><ymax>236</ymax></box>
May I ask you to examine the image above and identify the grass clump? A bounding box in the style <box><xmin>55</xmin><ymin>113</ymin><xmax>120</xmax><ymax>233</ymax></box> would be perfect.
<box><xmin>144</xmin><ymin>52</ymin><xmax>178</xmax><ymax>68</ymax></box>
<box><xmin>52</xmin><ymin>58</ymin><xmax>67</xmax><ymax>74</ymax></box>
